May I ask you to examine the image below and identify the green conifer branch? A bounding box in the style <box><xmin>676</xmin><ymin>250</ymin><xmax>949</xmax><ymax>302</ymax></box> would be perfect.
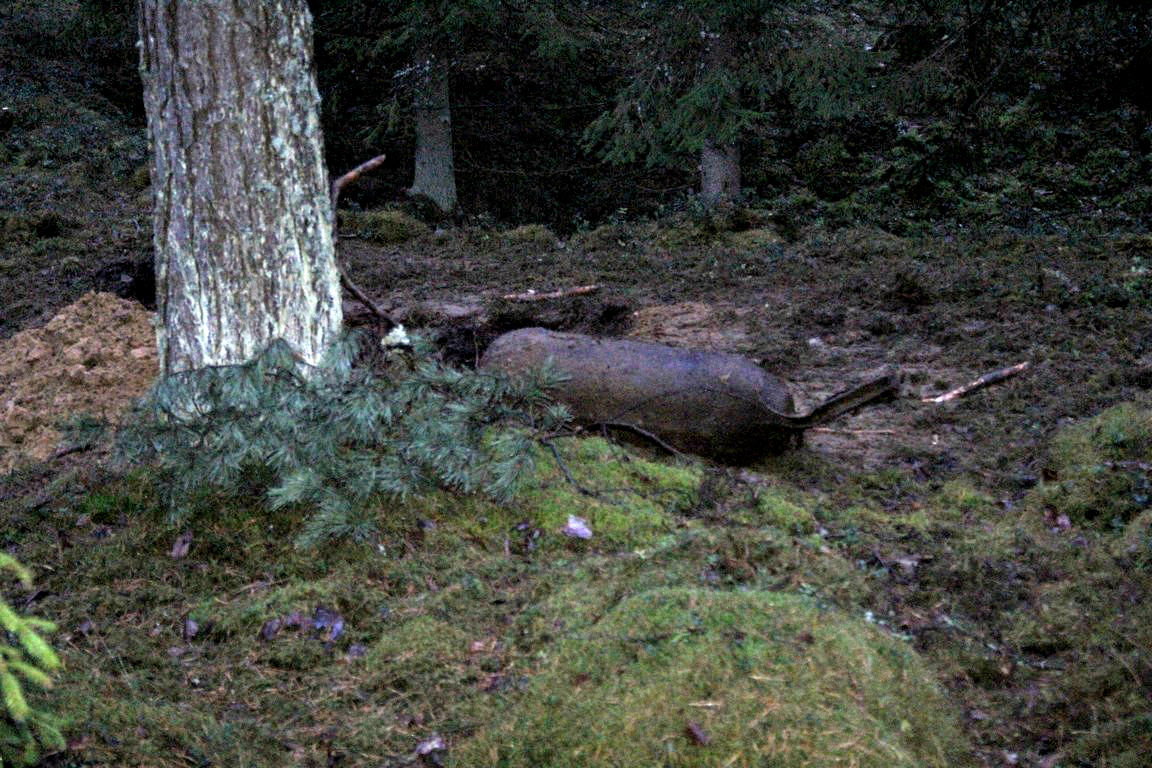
<box><xmin>1</xmin><ymin>559</ymin><xmax>64</xmax><ymax>766</ymax></box>
<box><xmin>118</xmin><ymin>331</ymin><xmax>567</xmax><ymax>549</ymax></box>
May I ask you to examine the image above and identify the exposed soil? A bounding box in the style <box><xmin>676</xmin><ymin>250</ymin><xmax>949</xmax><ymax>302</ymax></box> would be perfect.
<box><xmin>343</xmin><ymin>227</ymin><xmax>1152</xmax><ymax>484</ymax></box>
<box><xmin>0</xmin><ymin>292</ymin><xmax>155</xmax><ymax>473</ymax></box>
<box><xmin>7</xmin><ymin>227</ymin><xmax>1151</xmax><ymax>489</ymax></box>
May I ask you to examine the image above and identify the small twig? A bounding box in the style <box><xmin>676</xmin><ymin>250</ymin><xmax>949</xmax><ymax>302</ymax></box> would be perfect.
<box><xmin>1106</xmin><ymin>460</ymin><xmax>1152</xmax><ymax>473</ymax></box>
<box><xmin>223</xmin><ymin>579</ymin><xmax>282</xmax><ymax>600</ymax></box>
<box><xmin>595</xmin><ymin>421</ymin><xmax>686</xmax><ymax>457</ymax></box>
<box><xmin>542</xmin><ymin>439</ymin><xmax>596</xmax><ymax>497</ymax></box>
<box><xmin>809</xmin><ymin>427</ymin><xmax>897</xmax><ymax>436</ymax></box>
<box><xmin>922</xmin><ymin>362</ymin><xmax>1030</xmax><ymax>404</ymax></box>
<box><xmin>329</xmin><ymin>154</ymin><xmax>392</xmax><ymax>327</ymax></box>
<box><xmin>500</xmin><ymin>284</ymin><xmax>600</xmax><ymax>302</ymax></box>
<box><xmin>51</xmin><ymin>444</ymin><xmax>93</xmax><ymax>460</ymax></box>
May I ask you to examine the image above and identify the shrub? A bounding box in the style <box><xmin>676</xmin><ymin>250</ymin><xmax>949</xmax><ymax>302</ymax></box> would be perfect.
<box><xmin>0</xmin><ymin>554</ymin><xmax>64</xmax><ymax>766</ymax></box>
<box><xmin>118</xmin><ymin>333</ymin><xmax>568</xmax><ymax>548</ymax></box>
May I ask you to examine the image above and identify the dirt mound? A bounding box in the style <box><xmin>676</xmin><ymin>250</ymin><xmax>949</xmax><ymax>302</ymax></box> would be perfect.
<box><xmin>0</xmin><ymin>292</ymin><xmax>156</xmax><ymax>473</ymax></box>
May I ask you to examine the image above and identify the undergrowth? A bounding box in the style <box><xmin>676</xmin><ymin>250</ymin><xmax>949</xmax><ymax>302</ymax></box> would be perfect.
<box><xmin>5</xmin><ymin>332</ymin><xmax>1152</xmax><ymax>765</ymax></box>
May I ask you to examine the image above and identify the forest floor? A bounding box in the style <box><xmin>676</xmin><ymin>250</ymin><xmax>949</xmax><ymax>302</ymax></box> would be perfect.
<box><xmin>3</xmin><ymin>68</ymin><xmax>1152</xmax><ymax>768</ymax></box>
<box><xmin>2</xmin><ymin>217</ymin><xmax>1151</xmax><ymax>767</ymax></box>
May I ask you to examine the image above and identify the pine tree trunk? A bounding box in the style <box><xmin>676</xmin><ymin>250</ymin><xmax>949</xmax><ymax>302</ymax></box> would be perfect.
<box><xmin>698</xmin><ymin>28</ymin><xmax>741</xmax><ymax>207</ymax></box>
<box><xmin>700</xmin><ymin>141</ymin><xmax>741</xmax><ymax>206</ymax></box>
<box><xmin>409</xmin><ymin>49</ymin><xmax>458</xmax><ymax>214</ymax></box>
<box><xmin>138</xmin><ymin>0</ymin><xmax>342</xmax><ymax>376</ymax></box>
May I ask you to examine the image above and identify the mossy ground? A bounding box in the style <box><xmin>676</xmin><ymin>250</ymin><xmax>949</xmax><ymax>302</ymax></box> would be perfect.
<box><xmin>0</xmin><ymin>434</ymin><xmax>962</xmax><ymax>767</ymax></box>
<box><xmin>6</xmin><ymin>403</ymin><xmax>1151</xmax><ymax>766</ymax></box>
<box><xmin>339</xmin><ymin>209</ymin><xmax>430</xmax><ymax>245</ymax></box>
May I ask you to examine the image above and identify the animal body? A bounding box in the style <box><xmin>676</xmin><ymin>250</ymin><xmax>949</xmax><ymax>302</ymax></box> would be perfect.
<box><xmin>481</xmin><ymin>327</ymin><xmax>896</xmax><ymax>462</ymax></box>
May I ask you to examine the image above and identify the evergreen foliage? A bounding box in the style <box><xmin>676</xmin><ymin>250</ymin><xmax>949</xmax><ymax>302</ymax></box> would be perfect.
<box><xmin>583</xmin><ymin>1</ymin><xmax>878</xmax><ymax>172</ymax></box>
<box><xmin>6</xmin><ymin>0</ymin><xmax>1151</xmax><ymax>229</ymax></box>
<box><xmin>313</xmin><ymin>0</ymin><xmax>502</xmax><ymax>153</ymax></box>
<box><xmin>0</xmin><ymin>555</ymin><xmax>64</xmax><ymax>767</ymax></box>
<box><xmin>118</xmin><ymin>333</ymin><xmax>568</xmax><ymax>548</ymax></box>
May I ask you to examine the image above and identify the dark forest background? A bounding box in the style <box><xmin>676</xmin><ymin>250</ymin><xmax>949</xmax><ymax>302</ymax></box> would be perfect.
<box><xmin>2</xmin><ymin>0</ymin><xmax>1150</xmax><ymax>233</ymax></box>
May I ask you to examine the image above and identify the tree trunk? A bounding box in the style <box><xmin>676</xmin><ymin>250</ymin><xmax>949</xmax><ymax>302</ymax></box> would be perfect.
<box><xmin>698</xmin><ymin>28</ymin><xmax>741</xmax><ymax>207</ymax></box>
<box><xmin>409</xmin><ymin>49</ymin><xmax>458</xmax><ymax>214</ymax></box>
<box><xmin>138</xmin><ymin>0</ymin><xmax>342</xmax><ymax>376</ymax></box>
<box><xmin>700</xmin><ymin>141</ymin><xmax>741</xmax><ymax>206</ymax></box>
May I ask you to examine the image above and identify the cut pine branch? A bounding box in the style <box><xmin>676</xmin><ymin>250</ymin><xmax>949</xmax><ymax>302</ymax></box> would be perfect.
<box><xmin>922</xmin><ymin>362</ymin><xmax>1030</xmax><ymax>404</ymax></box>
<box><xmin>329</xmin><ymin>154</ymin><xmax>393</xmax><ymax>327</ymax></box>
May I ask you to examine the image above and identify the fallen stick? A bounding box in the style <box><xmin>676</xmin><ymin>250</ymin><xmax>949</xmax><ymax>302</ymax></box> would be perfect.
<box><xmin>329</xmin><ymin>154</ymin><xmax>393</xmax><ymax>327</ymax></box>
<box><xmin>921</xmin><ymin>361</ymin><xmax>1030</xmax><ymax>404</ymax></box>
<box><xmin>500</xmin><ymin>285</ymin><xmax>600</xmax><ymax>302</ymax></box>
<box><xmin>50</xmin><ymin>444</ymin><xmax>94</xmax><ymax>460</ymax></box>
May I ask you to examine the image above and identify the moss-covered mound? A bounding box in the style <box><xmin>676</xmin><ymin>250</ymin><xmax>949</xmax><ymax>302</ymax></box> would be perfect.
<box><xmin>500</xmin><ymin>224</ymin><xmax>555</xmax><ymax>246</ymax></box>
<box><xmin>459</xmin><ymin>588</ymin><xmax>969</xmax><ymax>768</ymax></box>
<box><xmin>339</xmin><ymin>209</ymin><xmax>429</xmax><ymax>244</ymax></box>
<box><xmin>1038</xmin><ymin>404</ymin><xmax>1152</xmax><ymax>527</ymax></box>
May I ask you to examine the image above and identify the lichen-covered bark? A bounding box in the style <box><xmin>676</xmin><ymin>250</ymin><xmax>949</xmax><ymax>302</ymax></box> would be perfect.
<box><xmin>138</xmin><ymin>0</ymin><xmax>342</xmax><ymax>375</ymax></box>
<box><xmin>409</xmin><ymin>48</ymin><xmax>458</xmax><ymax>214</ymax></box>
<box><xmin>700</xmin><ymin>141</ymin><xmax>741</xmax><ymax>206</ymax></box>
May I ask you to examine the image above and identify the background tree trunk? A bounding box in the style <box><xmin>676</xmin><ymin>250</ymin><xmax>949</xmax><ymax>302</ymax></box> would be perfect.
<box><xmin>409</xmin><ymin>48</ymin><xmax>458</xmax><ymax>214</ymax></box>
<box><xmin>700</xmin><ymin>141</ymin><xmax>741</xmax><ymax>205</ymax></box>
<box><xmin>138</xmin><ymin>0</ymin><xmax>342</xmax><ymax>376</ymax></box>
<box><xmin>698</xmin><ymin>28</ymin><xmax>741</xmax><ymax>206</ymax></box>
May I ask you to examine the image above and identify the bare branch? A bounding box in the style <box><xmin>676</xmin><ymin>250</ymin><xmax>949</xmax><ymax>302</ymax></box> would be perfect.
<box><xmin>922</xmin><ymin>362</ymin><xmax>1030</xmax><ymax>404</ymax></box>
<box><xmin>500</xmin><ymin>285</ymin><xmax>601</xmax><ymax>302</ymax></box>
<box><xmin>328</xmin><ymin>154</ymin><xmax>393</xmax><ymax>327</ymax></box>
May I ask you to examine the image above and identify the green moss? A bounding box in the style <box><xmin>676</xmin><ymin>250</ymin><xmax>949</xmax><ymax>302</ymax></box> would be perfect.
<box><xmin>361</xmin><ymin>617</ymin><xmax>474</xmax><ymax>699</ymax></box>
<box><xmin>748</xmin><ymin>488</ymin><xmax>817</xmax><ymax>534</ymax></box>
<box><xmin>935</xmin><ymin>480</ymin><xmax>994</xmax><ymax>513</ymax></box>
<box><xmin>724</xmin><ymin>227</ymin><xmax>783</xmax><ymax>251</ymax></box>
<box><xmin>654</xmin><ymin>221</ymin><xmax>711</xmax><ymax>249</ymax></box>
<box><xmin>64</xmin><ymin>699</ymin><xmax>283</xmax><ymax>766</ymax></box>
<box><xmin>1037</xmin><ymin>404</ymin><xmax>1152</xmax><ymax>527</ymax></box>
<box><xmin>575</xmin><ymin>223</ymin><xmax>640</xmax><ymax>250</ymax></box>
<box><xmin>501</xmin><ymin>224</ymin><xmax>555</xmax><ymax>246</ymax></box>
<box><xmin>340</xmin><ymin>209</ymin><xmax>429</xmax><ymax>244</ymax></box>
<box><xmin>458</xmin><ymin>588</ymin><xmax>969</xmax><ymax>768</ymax></box>
<box><xmin>1113</xmin><ymin>508</ymin><xmax>1152</xmax><ymax>566</ymax></box>
<box><xmin>422</xmin><ymin>438</ymin><xmax>697</xmax><ymax>553</ymax></box>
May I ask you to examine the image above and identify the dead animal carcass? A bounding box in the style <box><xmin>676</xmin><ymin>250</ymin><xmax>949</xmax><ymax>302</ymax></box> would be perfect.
<box><xmin>481</xmin><ymin>328</ymin><xmax>896</xmax><ymax>463</ymax></box>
